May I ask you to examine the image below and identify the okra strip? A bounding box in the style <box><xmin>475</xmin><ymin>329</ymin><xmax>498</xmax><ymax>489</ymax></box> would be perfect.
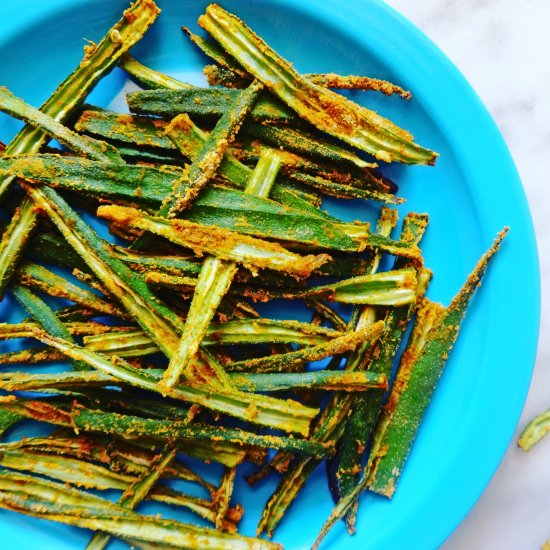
<box><xmin>163</xmin><ymin>79</ymin><xmax>264</xmax><ymax>214</ymax></box>
<box><xmin>336</xmin><ymin>212</ymin><xmax>429</xmax><ymax>532</ymax></box>
<box><xmin>160</xmin><ymin>150</ymin><xmax>281</xmax><ymax>390</ymax></box>
<box><xmin>204</xmin><ymin>64</ymin><xmax>412</xmax><ymax>99</ymax></box>
<box><xmin>519</xmin><ymin>409</ymin><xmax>550</xmax><ymax>451</ymax></box>
<box><xmin>72</xmin><ymin>407</ymin><xmax>333</xmax><ymax>459</ymax></box>
<box><xmin>0</xmin><ymin>0</ymin><xmax>160</xmax><ymax>297</ymax></box>
<box><xmin>227</xmin><ymin>322</ymin><xmax>384</xmax><ymax>374</ymax></box>
<box><xmin>23</xmin><ymin>184</ymin><xmax>185</xmax><ymax>357</ymax></box>
<box><xmin>0</xmin><ymin>410</ymin><xmax>22</xmax><ymax>438</ymax></box>
<box><xmin>289</xmin><ymin>170</ymin><xmax>403</xmax><ymax>205</ymax></box>
<box><xmin>198</xmin><ymin>4</ymin><xmax>437</xmax><ymax>164</ymax></box>
<box><xmin>12</xmin><ymin>286</ymin><xmax>88</xmax><ymax>372</ymax></box>
<box><xmin>184</xmin><ymin>30</ymin><xmax>410</xmax><ymax>98</ymax></box>
<box><xmin>367</xmin><ymin>229</ymin><xmax>508</xmax><ymax>497</ymax></box>
<box><xmin>230</xmin><ymin>371</ymin><xmax>387</xmax><ymax>393</ymax></box>
<box><xmin>0</xmin><ymin>201</ymin><xmax>40</xmax><ymax>299</ymax></box>
<box><xmin>127</xmin><ymin>87</ymin><xmax>296</xmax><ymax>124</ymax></box>
<box><xmin>83</xmin><ymin>319</ymin><xmax>343</xmax><ymax>357</ymax></box>
<box><xmin>241</xmin><ymin>121</ymin><xmax>374</xmax><ymax>171</ymax></box>
<box><xmin>86</xmin><ymin>444</ymin><xmax>177</xmax><ymax>550</ymax></box>
<box><xmin>29</xmin><ymin>331</ymin><xmax>319</xmax><ymax>435</ymax></box>
<box><xmin>214</xmin><ymin>467</ymin><xmax>237</xmax><ymax>530</ymax></box>
<box><xmin>18</xmin><ymin>262</ymin><xmax>126</xmax><ymax>319</ymax></box>
<box><xmin>0</xmin><ymin>87</ymin><xmax>122</xmax><ymax>162</ymax></box>
<box><xmin>244</xmin><ymin>268</ymin><xmax>418</xmax><ymax>306</ymax></box>
<box><xmin>120</xmin><ymin>54</ymin><xmax>193</xmax><ymax>90</ymax></box>
<box><xmin>313</xmin><ymin>229</ymin><xmax>508</xmax><ymax>550</ymax></box>
<box><xmin>97</xmin><ymin>204</ymin><xmax>331</xmax><ymax>278</ymax></box>
<box><xmin>0</xmin><ymin>470</ymin><xmax>280</xmax><ymax>550</ymax></box>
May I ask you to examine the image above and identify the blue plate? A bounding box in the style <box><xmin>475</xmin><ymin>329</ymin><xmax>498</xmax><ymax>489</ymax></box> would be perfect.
<box><xmin>0</xmin><ymin>1</ymin><xmax>540</xmax><ymax>549</ymax></box>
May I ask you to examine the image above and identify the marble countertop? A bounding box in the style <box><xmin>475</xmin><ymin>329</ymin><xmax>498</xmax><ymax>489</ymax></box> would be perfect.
<box><xmin>383</xmin><ymin>1</ymin><xmax>550</xmax><ymax>548</ymax></box>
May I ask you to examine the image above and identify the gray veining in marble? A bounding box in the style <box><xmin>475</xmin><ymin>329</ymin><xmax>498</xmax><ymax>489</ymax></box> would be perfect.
<box><xmin>384</xmin><ymin>0</ymin><xmax>550</xmax><ymax>548</ymax></box>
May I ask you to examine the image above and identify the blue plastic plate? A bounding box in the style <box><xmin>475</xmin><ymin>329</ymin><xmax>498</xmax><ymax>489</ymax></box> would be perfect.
<box><xmin>0</xmin><ymin>1</ymin><xmax>540</xmax><ymax>549</ymax></box>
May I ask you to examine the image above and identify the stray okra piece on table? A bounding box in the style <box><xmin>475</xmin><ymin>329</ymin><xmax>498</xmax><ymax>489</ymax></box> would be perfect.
<box><xmin>0</xmin><ymin>1</ymin><xmax>509</xmax><ymax>549</ymax></box>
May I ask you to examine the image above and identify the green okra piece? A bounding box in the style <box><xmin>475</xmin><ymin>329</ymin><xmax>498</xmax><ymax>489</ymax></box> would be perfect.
<box><xmin>288</xmin><ymin>170</ymin><xmax>403</xmax><ymax>205</ymax></box>
<box><xmin>198</xmin><ymin>4</ymin><xmax>438</xmax><ymax>165</ymax></box>
<box><xmin>163</xmin><ymin>79</ymin><xmax>264</xmax><ymax>215</ymax></box>
<box><xmin>227</xmin><ymin>322</ymin><xmax>384</xmax><ymax>374</ymax></box>
<box><xmin>312</xmin><ymin>229</ymin><xmax>509</xmax><ymax>550</ymax></box>
<box><xmin>0</xmin><ymin>200</ymin><xmax>40</xmax><ymax>300</ymax></box>
<box><xmin>86</xmin><ymin>444</ymin><xmax>177</xmax><ymax>550</ymax></box>
<box><xmin>185</xmin><ymin>28</ymin><xmax>411</xmax><ymax>98</ymax></box>
<box><xmin>127</xmin><ymin>87</ymin><xmax>296</xmax><ymax>124</ymax></box>
<box><xmin>23</xmin><ymin>184</ymin><xmax>185</xmax><ymax>357</ymax></box>
<box><xmin>97</xmin><ymin>204</ymin><xmax>331</xmax><ymax>278</ymax></box>
<box><xmin>0</xmin><ymin>0</ymin><xmax>160</xmax><ymax>297</ymax></box>
<box><xmin>305</xmin><ymin>300</ymin><xmax>348</xmax><ymax>332</ymax></box>
<box><xmin>204</xmin><ymin>64</ymin><xmax>412</xmax><ymax>98</ymax></box>
<box><xmin>0</xmin><ymin>154</ymin><xmax>184</xmax><ymax>208</ymax></box>
<box><xmin>29</xmin><ymin>330</ymin><xmax>320</xmax><ymax>436</ymax></box>
<box><xmin>72</xmin><ymin>407</ymin><xmax>333</xmax><ymax>459</ymax></box>
<box><xmin>241</xmin><ymin>121</ymin><xmax>375</xmax><ymax>171</ymax></box>
<box><xmin>519</xmin><ymin>409</ymin><xmax>550</xmax><ymax>451</ymax></box>
<box><xmin>0</xmin><ymin>470</ymin><xmax>280</xmax><ymax>550</ymax></box>
<box><xmin>336</xmin><ymin>212</ymin><xmax>429</xmax><ymax>532</ymax></box>
<box><xmin>160</xmin><ymin>149</ymin><xmax>281</xmax><ymax>390</ymax></box>
<box><xmin>367</xmin><ymin>228</ymin><xmax>508</xmax><ymax>497</ymax></box>
<box><xmin>76</xmin><ymin>110</ymin><xmax>176</xmax><ymax>150</ymax></box>
<box><xmin>244</xmin><ymin>268</ymin><xmax>418</xmax><ymax>306</ymax></box>
<box><xmin>213</xmin><ymin>466</ymin><xmax>237</xmax><ymax>531</ymax></box>
<box><xmin>0</xmin><ymin>86</ymin><xmax>122</xmax><ymax>162</ymax></box>
<box><xmin>229</xmin><ymin>371</ymin><xmax>387</xmax><ymax>393</ymax></box>
<box><xmin>18</xmin><ymin>261</ymin><xmax>126</xmax><ymax>319</ymax></box>
<box><xmin>11</xmin><ymin>286</ymin><xmax>89</xmax><ymax>372</ymax></box>
<box><xmin>0</xmin><ymin>0</ymin><xmax>159</xmax><ymax>199</ymax></box>
<box><xmin>120</xmin><ymin>54</ymin><xmax>193</xmax><ymax>90</ymax></box>
<box><xmin>1</xmin><ymin>154</ymin><xmax>357</xmax><ymax>251</ymax></box>
<box><xmin>83</xmin><ymin>319</ymin><xmax>343</xmax><ymax>357</ymax></box>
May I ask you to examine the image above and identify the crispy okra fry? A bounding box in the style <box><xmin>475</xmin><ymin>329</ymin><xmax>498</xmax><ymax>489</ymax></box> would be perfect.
<box><xmin>120</xmin><ymin>54</ymin><xmax>193</xmax><ymax>90</ymax></box>
<box><xmin>227</xmin><ymin>322</ymin><xmax>384</xmax><ymax>374</ymax></box>
<box><xmin>0</xmin><ymin>86</ymin><xmax>122</xmax><ymax>162</ymax></box>
<box><xmin>313</xmin><ymin>229</ymin><xmax>508</xmax><ymax>549</ymax></box>
<box><xmin>519</xmin><ymin>409</ymin><xmax>550</xmax><ymax>451</ymax></box>
<box><xmin>18</xmin><ymin>261</ymin><xmax>127</xmax><ymax>319</ymax></box>
<box><xmin>12</xmin><ymin>286</ymin><xmax>89</xmax><ymax>372</ymax></box>
<box><xmin>97</xmin><ymin>204</ymin><xmax>331</xmax><ymax>278</ymax></box>
<box><xmin>72</xmin><ymin>408</ymin><xmax>333</xmax><ymax>459</ymax></box>
<box><xmin>159</xmin><ymin>150</ymin><xmax>281</xmax><ymax>390</ymax></box>
<box><xmin>198</xmin><ymin>4</ymin><xmax>437</xmax><ymax>164</ymax></box>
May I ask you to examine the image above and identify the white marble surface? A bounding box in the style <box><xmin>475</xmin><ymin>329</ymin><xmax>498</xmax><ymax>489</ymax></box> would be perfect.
<box><xmin>382</xmin><ymin>1</ymin><xmax>550</xmax><ymax>548</ymax></box>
